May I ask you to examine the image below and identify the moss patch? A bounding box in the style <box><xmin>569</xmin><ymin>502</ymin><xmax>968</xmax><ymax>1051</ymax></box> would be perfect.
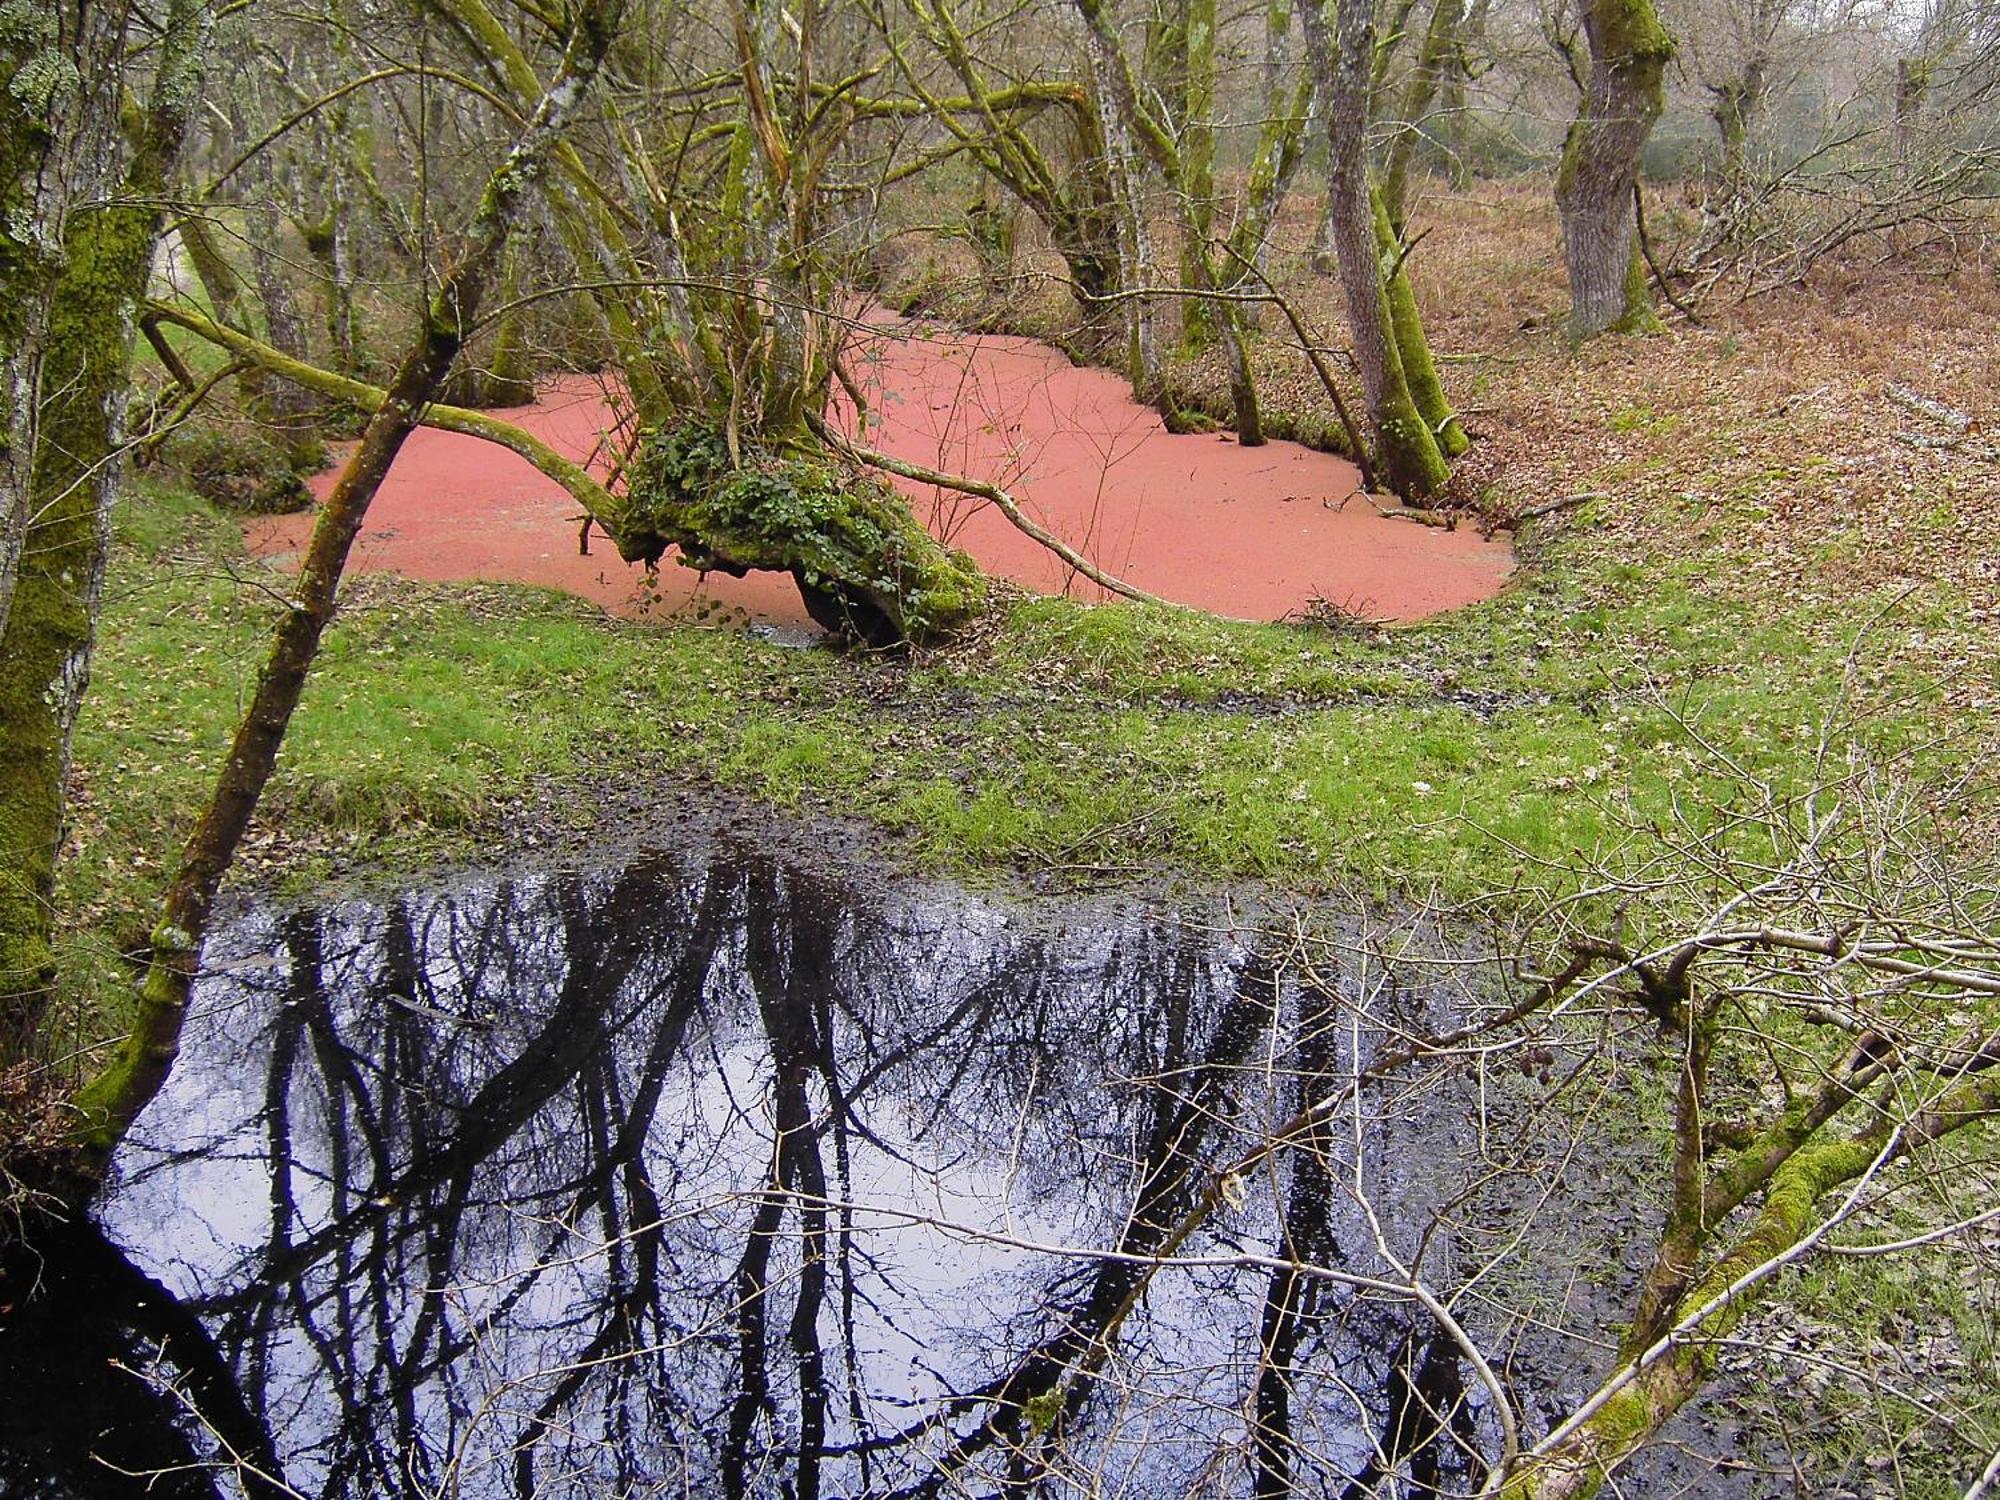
<box><xmin>622</xmin><ymin>423</ymin><xmax>985</xmax><ymax>644</ymax></box>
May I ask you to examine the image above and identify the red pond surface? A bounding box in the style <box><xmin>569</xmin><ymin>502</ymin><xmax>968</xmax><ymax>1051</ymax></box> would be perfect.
<box><xmin>247</xmin><ymin>319</ymin><xmax>1512</xmax><ymax>632</ymax></box>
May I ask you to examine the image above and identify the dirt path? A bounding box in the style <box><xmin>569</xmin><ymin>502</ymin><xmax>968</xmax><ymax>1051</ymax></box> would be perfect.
<box><xmin>247</xmin><ymin>320</ymin><xmax>1513</xmax><ymax>632</ymax></box>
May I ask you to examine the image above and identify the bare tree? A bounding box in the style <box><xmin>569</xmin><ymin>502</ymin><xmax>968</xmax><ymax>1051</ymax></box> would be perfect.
<box><xmin>1301</xmin><ymin>0</ymin><xmax>1461</xmax><ymax>495</ymax></box>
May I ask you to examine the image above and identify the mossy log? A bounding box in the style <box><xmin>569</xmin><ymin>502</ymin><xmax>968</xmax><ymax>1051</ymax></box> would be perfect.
<box><xmin>623</xmin><ymin>425</ymin><xmax>985</xmax><ymax>646</ymax></box>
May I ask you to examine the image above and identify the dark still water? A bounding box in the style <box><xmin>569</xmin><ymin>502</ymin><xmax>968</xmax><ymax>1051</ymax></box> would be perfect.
<box><xmin>0</xmin><ymin>837</ymin><xmax>1684</xmax><ymax>1499</ymax></box>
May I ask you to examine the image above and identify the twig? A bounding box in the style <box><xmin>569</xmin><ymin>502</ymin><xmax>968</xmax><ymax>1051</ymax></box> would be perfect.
<box><xmin>1513</xmin><ymin>490</ymin><xmax>1606</xmax><ymax>523</ymax></box>
<box><xmin>804</xmin><ymin>411</ymin><xmax>1180</xmax><ymax>610</ymax></box>
<box><xmin>1635</xmin><ymin>183</ymin><xmax>1703</xmax><ymax>326</ymax></box>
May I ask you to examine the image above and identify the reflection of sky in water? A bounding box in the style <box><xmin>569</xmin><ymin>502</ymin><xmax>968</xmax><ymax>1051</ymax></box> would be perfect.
<box><xmin>83</xmin><ymin>845</ymin><xmax>1485</xmax><ymax>1497</ymax></box>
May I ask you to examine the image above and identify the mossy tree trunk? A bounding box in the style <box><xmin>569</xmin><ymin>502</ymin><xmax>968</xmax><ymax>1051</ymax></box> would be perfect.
<box><xmin>1083</xmin><ymin>37</ymin><xmax>1160</xmax><ymax>396</ymax></box>
<box><xmin>1302</xmin><ymin>0</ymin><xmax>1451</xmax><ymax>497</ymax></box>
<box><xmin>1708</xmin><ymin>55</ymin><xmax>1765</xmax><ymax>193</ymax></box>
<box><xmin>2</xmin><ymin>4</ymin><xmax>97</xmax><ymax>646</ymax></box>
<box><xmin>1554</xmin><ymin>0</ymin><xmax>1671</xmax><ymax>340</ymax></box>
<box><xmin>448</xmin><ymin>234</ymin><xmax>538</xmax><ymax>408</ymax></box>
<box><xmin>1373</xmin><ymin>189</ymin><xmax>1468</xmax><ymax>458</ymax></box>
<box><xmin>240</xmin><ymin>146</ymin><xmax>325</xmax><ymax>450</ymax></box>
<box><xmin>1499</xmin><ymin>1064</ymin><xmax>2000</xmax><ymax>1498</ymax></box>
<box><xmin>1146</xmin><ymin>0</ymin><xmax>1219</xmax><ymax>352</ymax></box>
<box><xmin>72</xmin><ymin>0</ymin><xmax>625</xmax><ymax>1160</ymax></box>
<box><xmin>0</xmin><ymin>0</ymin><xmax>212</xmax><ymax>1068</ymax></box>
<box><xmin>1380</xmin><ymin>0</ymin><xmax>1466</xmax><ymax>232</ymax></box>
<box><xmin>1219</xmin><ymin>0</ymin><xmax>1313</xmax><ymax>292</ymax></box>
<box><xmin>1435</xmin><ymin>0</ymin><xmax>1489</xmax><ymax>185</ymax></box>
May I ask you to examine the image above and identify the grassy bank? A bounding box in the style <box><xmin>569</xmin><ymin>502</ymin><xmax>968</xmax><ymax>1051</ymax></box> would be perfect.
<box><xmin>64</xmin><ymin>190</ymin><xmax>1996</xmax><ymax>1030</ymax></box>
<box><xmin>63</xmin><ymin>435</ymin><xmax>1980</xmax><ymax>1034</ymax></box>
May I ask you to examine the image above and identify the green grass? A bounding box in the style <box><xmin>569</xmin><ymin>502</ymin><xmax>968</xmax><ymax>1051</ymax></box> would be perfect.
<box><xmin>55</xmin><ymin>456</ymin><xmax>1987</xmax><ymax>1051</ymax></box>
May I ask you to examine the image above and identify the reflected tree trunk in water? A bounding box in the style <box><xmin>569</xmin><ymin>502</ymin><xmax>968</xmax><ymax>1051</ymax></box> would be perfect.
<box><xmin>12</xmin><ymin>849</ymin><xmax>1569</xmax><ymax>1498</ymax></box>
<box><xmin>1253</xmin><ymin>974</ymin><xmax>1340</xmax><ymax>1500</ymax></box>
<box><xmin>0</xmin><ymin>1219</ymin><xmax>289</xmax><ymax>1499</ymax></box>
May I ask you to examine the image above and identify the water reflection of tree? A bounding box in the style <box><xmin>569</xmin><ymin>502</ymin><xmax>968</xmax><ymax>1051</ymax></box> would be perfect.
<box><xmin>53</xmin><ymin>847</ymin><xmax>1487</xmax><ymax>1498</ymax></box>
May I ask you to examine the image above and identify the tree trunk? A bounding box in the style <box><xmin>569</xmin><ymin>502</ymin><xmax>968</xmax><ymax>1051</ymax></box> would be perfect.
<box><xmin>241</xmin><ymin>157</ymin><xmax>325</xmax><ymax>450</ymax></box>
<box><xmin>1302</xmin><ymin>0</ymin><xmax>1450</xmax><ymax>497</ymax></box>
<box><xmin>1075</xmin><ymin>0</ymin><xmax>1262</xmax><ymax>443</ymax></box>
<box><xmin>1</xmin><ymin>4</ymin><xmax>120</xmax><ymax>649</ymax></box>
<box><xmin>0</xmin><ymin>0</ymin><xmax>209</xmax><ymax>1068</ymax></box>
<box><xmin>1554</xmin><ymin>0</ymin><xmax>1671</xmax><ymax>340</ymax></box>
<box><xmin>1309</xmin><ymin>169</ymin><xmax>1339</xmax><ymax>274</ymax></box>
<box><xmin>1147</xmin><ymin>0</ymin><xmax>1218</xmax><ymax>352</ymax></box>
<box><xmin>1084</xmin><ymin>29</ymin><xmax>1159</xmax><ymax>399</ymax></box>
<box><xmin>1893</xmin><ymin>55</ymin><xmax>1929</xmax><ymax>169</ymax></box>
<box><xmin>1374</xmin><ymin>189</ymin><xmax>1467</xmax><ymax>457</ymax></box>
<box><xmin>1223</xmin><ymin>0</ymin><xmax>1311</xmax><ymax>287</ymax></box>
<box><xmin>72</xmin><ymin>0</ymin><xmax>626</xmax><ymax>1160</ymax></box>
<box><xmin>1708</xmin><ymin>55</ymin><xmax>1764</xmax><ymax>193</ymax></box>
<box><xmin>1381</xmin><ymin>0</ymin><xmax>1466</xmax><ymax>233</ymax></box>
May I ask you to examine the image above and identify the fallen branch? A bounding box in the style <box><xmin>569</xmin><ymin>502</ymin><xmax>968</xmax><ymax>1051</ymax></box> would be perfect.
<box><xmin>1885</xmin><ymin>382</ymin><xmax>1974</xmax><ymax>432</ymax></box>
<box><xmin>1892</xmin><ymin>431</ymin><xmax>1999</xmax><ymax>462</ymax></box>
<box><xmin>805</xmin><ymin>411</ymin><xmax>1179</xmax><ymax>610</ymax></box>
<box><xmin>142</xmin><ymin>301</ymin><xmax>626</xmax><ymax>531</ymax></box>
<box><xmin>1635</xmin><ymin>183</ymin><xmax>1702</xmax><ymax>325</ymax></box>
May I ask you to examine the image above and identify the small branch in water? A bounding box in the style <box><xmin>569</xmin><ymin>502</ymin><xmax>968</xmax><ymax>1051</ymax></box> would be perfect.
<box><xmin>805</xmin><ymin>412</ymin><xmax>1179</xmax><ymax>611</ymax></box>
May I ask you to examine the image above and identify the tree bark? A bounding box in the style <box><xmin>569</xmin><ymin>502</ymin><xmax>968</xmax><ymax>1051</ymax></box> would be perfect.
<box><xmin>1554</xmin><ymin>0</ymin><xmax>1672</xmax><ymax>339</ymax></box>
<box><xmin>1374</xmin><ymin>189</ymin><xmax>1468</xmax><ymax>457</ymax></box>
<box><xmin>1147</xmin><ymin>0</ymin><xmax>1219</xmax><ymax>352</ymax></box>
<box><xmin>1708</xmin><ymin>55</ymin><xmax>1765</xmax><ymax>192</ymax></box>
<box><xmin>0</xmin><ymin>0</ymin><xmax>211</xmax><ymax>1068</ymax></box>
<box><xmin>70</xmin><ymin>0</ymin><xmax>625</xmax><ymax>1160</ymax></box>
<box><xmin>1302</xmin><ymin>0</ymin><xmax>1451</xmax><ymax>497</ymax></box>
<box><xmin>1074</xmin><ymin>0</ymin><xmax>1264</xmax><ymax>443</ymax></box>
<box><xmin>1381</xmin><ymin>0</ymin><xmax>1466</xmax><ymax>232</ymax></box>
<box><xmin>240</xmin><ymin>153</ymin><xmax>325</xmax><ymax>449</ymax></box>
